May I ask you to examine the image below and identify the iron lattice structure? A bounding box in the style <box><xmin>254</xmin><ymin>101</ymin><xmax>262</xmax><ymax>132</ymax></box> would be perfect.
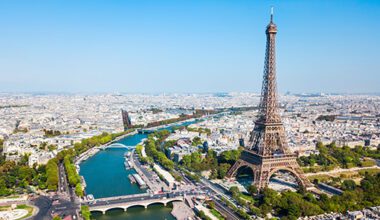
<box><xmin>227</xmin><ymin>12</ymin><xmax>312</xmax><ymax>190</ymax></box>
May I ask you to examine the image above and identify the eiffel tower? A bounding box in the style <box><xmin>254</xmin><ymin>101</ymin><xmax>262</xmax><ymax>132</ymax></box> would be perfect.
<box><xmin>227</xmin><ymin>9</ymin><xmax>312</xmax><ymax>190</ymax></box>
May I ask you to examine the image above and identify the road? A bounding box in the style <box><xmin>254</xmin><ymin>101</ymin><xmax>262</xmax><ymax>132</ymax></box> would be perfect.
<box><xmin>31</xmin><ymin>162</ymin><xmax>81</xmax><ymax>220</ymax></box>
<box><xmin>131</xmin><ymin>151</ymin><xmax>169</xmax><ymax>192</ymax></box>
<box><xmin>170</xmin><ymin>168</ymin><xmax>242</xmax><ymax>220</ymax></box>
<box><xmin>84</xmin><ymin>190</ymin><xmax>202</xmax><ymax>208</ymax></box>
<box><xmin>58</xmin><ymin>163</ymin><xmax>69</xmax><ymax>195</ymax></box>
<box><xmin>212</xmin><ymin>196</ymin><xmax>241</xmax><ymax>220</ymax></box>
<box><xmin>50</xmin><ymin>162</ymin><xmax>79</xmax><ymax>219</ymax></box>
<box><xmin>304</xmin><ymin>165</ymin><xmax>380</xmax><ymax>177</ymax></box>
<box><xmin>200</xmin><ymin>177</ymin><xmax>236</xmax><ymax>206</ymax></box>
<box><xmin>31</xmin><ymin>196</ymin><xmax>52</xmax><ymax>220</ymax></box>
<box><xmin>195</xmin><ymin>177</ymin><xmax>243</xmax><ymax>220</ymax></box>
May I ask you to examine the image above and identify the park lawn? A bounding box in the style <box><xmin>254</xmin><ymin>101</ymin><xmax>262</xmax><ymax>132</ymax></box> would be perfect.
<box><xmin>210</xmin><ymin>208</ymin><xmax>225</xmax><ymax>220</ymax></box>
<box><xmin>307</xmin><ymin>174</ymin><xmax>330</xmax><ymax>183</ymax></box>
<box><xmin>15</xmin><ymin>204</ymin><xmax>34</xmax><ymax>220</ymax></box>
<box><xmin>0</xmin><ymin>195</ymin><xmax>22</xmax><ymax>199</ymax></box>
<box><xmin>0</xmin><ymin>204</ymin><xmax>34</xmax><ymax>220</ymax></box>
<box><xmin>0</xmin><ymin>205</ymin><xmax>10</xmax><ymax>211</ymax></box>
<box><xmin>358</xmin><ymin>168</ymin><xmax>380</xmax><ymax>176</ymax></box>
<box><xmin>239</xmin><ymin>193</ymin><xmax>255</xmax><ymax>203</ymax></box>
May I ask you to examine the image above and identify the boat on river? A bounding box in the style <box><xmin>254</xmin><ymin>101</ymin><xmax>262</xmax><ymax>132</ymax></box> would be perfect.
<box><xmin>128</xmin><ymin>174</ymin><xmax>136</xmax><ymax>184</ymax></box>
<box><xmin>124</xmin><ymin>157</ymin><xmax>132</xmax><ymax>170</ymax></box>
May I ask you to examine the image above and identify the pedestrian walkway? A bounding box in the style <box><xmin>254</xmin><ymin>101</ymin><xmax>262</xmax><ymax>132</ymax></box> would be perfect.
<box><xmin>171</xmin><ymin>201</ymin><xmax>195</xmax><ymax>220</ymax></box>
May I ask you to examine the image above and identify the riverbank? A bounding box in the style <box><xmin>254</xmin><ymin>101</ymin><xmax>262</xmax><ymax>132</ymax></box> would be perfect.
<box><xmin>75</xmin><ymin>130</ymin><xmax>138</xmax><ymax>166</ymax></box>
<box><xmin>77</xmin><ymin>117</ymin><xmax>203</xmax><ymax>188</ymax></box>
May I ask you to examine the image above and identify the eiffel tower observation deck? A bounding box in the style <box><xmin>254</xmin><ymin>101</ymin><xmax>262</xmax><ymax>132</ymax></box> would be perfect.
<box><xmin>227</xmin><ymin>9</ymin><xmax>313</xmax><ymax>190</ymax></box>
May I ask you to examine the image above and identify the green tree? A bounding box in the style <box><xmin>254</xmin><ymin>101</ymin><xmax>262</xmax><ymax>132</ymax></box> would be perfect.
<box><xmin>46</xmin><ymin>159</ymin><xmax>59</xmax><ymax>191</ymax></box>
<box><xmin>217</xmin><ymin>163</ymin><xmax>231</xmax><ymax>179</ymax></box>
<box><xmin>219</xmin><ymin>149</ymin><xmax>241</xmax><ymax>165</ymax></box>
<box><xmin>229</xmin><ymin>186</ymin><xmax>240</xmax><ymax>198</ymax></box>
<box><xmin>341</xmin><ymin>179</ymin><xmax>356</xmax><ymax>191</ymax></box>
<box><xmin>207</xmin><ymin>200</ymin><xmax>215</xmax><ymax>209</ymax></box>
<box><xmin>81</xmin><ymin>205</ymin><xmax>91</xmax><ymax>220</ymax></box>
<box><xmin>247</xmin><ymin>185</ymin><xmax>258</xmax><ymax>195</ymax></box>
<box><xmin>0</xmin><ymin>178</ymin><xmax>11</xmax><ymax>196</ymax></box>
<box><xmin>75</xmin><ymin>183</ymin><xmax>84</xmax><ymax>197</ymax></box>
<box><xmin>192</xmin><ymin>136</ymin><xmax>202</xmax><ymax>146</ymax></box>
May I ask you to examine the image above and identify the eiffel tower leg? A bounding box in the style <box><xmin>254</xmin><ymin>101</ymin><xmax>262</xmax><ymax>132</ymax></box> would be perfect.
<box><xmin>292</xmin><ymin>165</ymin><xmax>314</xmax><ymax>189</ymax></box>
<box><xmin>254</xmin><ymin>165</ymin><xmax>270</xmax><ymax>190</ymax></box>
<box><xmin>226</xmin><ymin>160</ymin><xmax>244</xmax><ymax>178</ymax></box>
<box><xmin>227</xmin><ymin>160</ymin><xmax>264</xmax><ymax>189</ymax></box>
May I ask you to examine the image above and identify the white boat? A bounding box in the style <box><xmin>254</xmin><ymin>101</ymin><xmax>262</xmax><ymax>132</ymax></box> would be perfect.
<box><xmin>124</xmin><ymin>160</ymin><xmax>131</xmax><ymax>169</ymax></box>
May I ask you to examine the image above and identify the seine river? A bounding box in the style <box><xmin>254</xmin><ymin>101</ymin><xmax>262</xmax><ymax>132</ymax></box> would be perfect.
<box><xmin>79</xmin><ymin>120</ymin><xmax>198</xmax><ymax>220</ymax></box>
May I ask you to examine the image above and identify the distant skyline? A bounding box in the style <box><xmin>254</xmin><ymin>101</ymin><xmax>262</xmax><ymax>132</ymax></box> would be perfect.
<box><xmin>0</xmin><ymin>1</ymin><xmax>379</xmax><ymax>94</ymax></box>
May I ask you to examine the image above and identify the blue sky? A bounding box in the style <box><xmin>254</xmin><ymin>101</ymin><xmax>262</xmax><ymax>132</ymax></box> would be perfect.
<box><xmin>0</xmin><ymin>0</ymin><xmax>379</xmax><ymax>94</ymax></box>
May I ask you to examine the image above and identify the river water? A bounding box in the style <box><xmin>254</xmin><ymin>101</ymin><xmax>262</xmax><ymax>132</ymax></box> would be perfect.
<box><xmin>79</xmin><ymin>134</ymin><xmax>147</xmax><ymax>198</ymax></box>
<box><xmin>79</xmin><ymin>120</ymin><xmax>198</xmax><ymax>220</ymax></box>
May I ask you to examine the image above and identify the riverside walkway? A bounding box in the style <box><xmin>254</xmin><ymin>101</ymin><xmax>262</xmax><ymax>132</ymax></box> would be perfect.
<box><xmin>171</xmin><ymin>201</ymin><xmax>195</xmax><ymax>220</ymax></box>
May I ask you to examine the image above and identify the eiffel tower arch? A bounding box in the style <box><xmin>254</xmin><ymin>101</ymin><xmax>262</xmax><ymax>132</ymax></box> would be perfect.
<box><xmin>227</xmin><ymin>10</ymin><xmax>313</xmax><ymax>190</ymax></box>
<box><xmin>228</xmin><ymin>151</ymin><xmax>311</xmax><ymax>189</ymax></box>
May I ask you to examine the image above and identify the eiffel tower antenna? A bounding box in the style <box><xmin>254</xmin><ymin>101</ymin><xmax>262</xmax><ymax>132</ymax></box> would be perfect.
<box><xmin>271</xmin><ymin>6</ymin><xmax>274</xmax><ymax>22</ymax></box>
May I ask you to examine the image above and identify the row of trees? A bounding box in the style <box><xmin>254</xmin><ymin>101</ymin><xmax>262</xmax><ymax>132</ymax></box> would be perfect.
<box><xmin>299</xmin><ymin>142</ymin><xmax>379</xmax><ymax>172</ymax></box>
<box><xmin>43</xmin><ymin>129</ymin><xmax>62</xmax><ymax>138</ymax></box>
<box><xmin>0</xmin><ymin>128</ymin><xmax>135</xmax><ymax>199</ymax></box>
<box><xmin>64</xmin><ymin>156</ymin><xmax>80</xmax><ymax>186</ymax></box>
<box><xmin>239</xmin><ymin>171</ymin><xmax>380</xmax><ymax>219</ymax></box>
<box><xmin>146</xmin><ymin>109</ymin><xmax>217</xmax><ymax>128</ymax></box>
<box><xmin>46</xmin><ymin>159</ymin><xmax>59</xmax><ymax>191</ymax></box>
<box><xmin>63</xmin><ymin>155</ymin><xmax>83</xmax><ymax>197</ymax></box>
<box><xmin>46</xmin><ymin>130</ymin><xmax>134</xmax><ymax>196</ymax></box>
<box><xmin>257</xmin><ymin>188</ymin><xmax>324</xmax><ymax>219</ymax></box>
<box><xmin>80</xmin><ymin>205</ymin><xmax>91</xmax><ymax>220</ymax></box>
<box><xmin>73</xmin><ymin>131</ymin><xmax>133</xmax><ymax>156</ymax></box>
<box><xmin>143</xmin><ymin>130</ymin><xmax>175</xmax><ymax>170</ymax></box>
<box><xmin>44</xmin><ymin>130</ymin><xmax>133</xmax><ymax>196</ymax></box>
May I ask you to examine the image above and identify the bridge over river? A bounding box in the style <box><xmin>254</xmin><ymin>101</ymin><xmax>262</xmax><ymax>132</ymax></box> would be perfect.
<box><xmin>101</xmin><ymin>143</ymin><xmax>137</xmax><ymax>149</ymax></box>
<box><xmin>83</xmin><ymin>190</ymin><xmax>202</xmax><ymax>214</ymax></box>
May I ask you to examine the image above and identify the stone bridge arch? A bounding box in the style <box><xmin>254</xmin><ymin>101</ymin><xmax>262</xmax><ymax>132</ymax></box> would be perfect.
<box><xmin>126</xmin><ymin>204</ymin><xmax>147</xmax><ymax>210</ymax></box>
<box><xmin>146</xmin><ymin>198</ymin><xmax>182</xmax><ymax>208</ymax></box>
<box><xmin>88</xmin><ymin>197</ymin><xmax>185</xmax><ymax>214</ymax></box>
